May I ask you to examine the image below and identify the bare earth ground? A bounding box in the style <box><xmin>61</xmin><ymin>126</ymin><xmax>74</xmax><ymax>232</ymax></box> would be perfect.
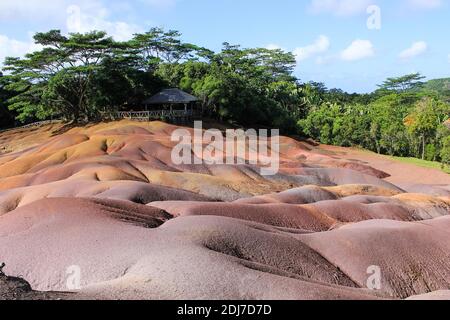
<box><xmin>0</xmin><ymin>120</ymin><xmax>449</xmax><ymax>300</ymax></box>
<box><xmin>321</xmin><ymin>144</ymin><xmax>450</xmax><ymax>185</ymax></box>
<box><xmin>321</xmin><ymin>144</ymin><xmax>450</xmax><ymax>197</ymax></box>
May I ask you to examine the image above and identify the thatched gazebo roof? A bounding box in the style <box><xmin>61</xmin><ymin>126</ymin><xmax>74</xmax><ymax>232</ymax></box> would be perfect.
<box><xmin>144</xmin><ymin>89</ymin><xmax>198</xmax><ymax>105</ymax></box>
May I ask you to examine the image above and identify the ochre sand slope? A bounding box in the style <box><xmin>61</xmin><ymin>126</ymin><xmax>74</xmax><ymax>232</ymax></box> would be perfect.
<box><xmin>0</xmin><ymin>120</ymin><xmax>449</xmax><ymax>300</ymax></box>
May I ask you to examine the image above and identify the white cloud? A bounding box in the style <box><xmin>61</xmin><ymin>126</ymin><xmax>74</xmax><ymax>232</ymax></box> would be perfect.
<box><xmin>398</xmin><ymin>41</ymin><xmax>428</xmax><ymax>60</ymax></box>
<box><xmin>0</xmin><ymin>1</ymin><xmax>147</xmax><ymax>41</ymax></box>
<box><xmin>315</xmin><ymin>55</ymin><xmax>334</xmax><ymax>65</ymax></box>
<box><xmin>309</xmin><ymin>0</ymin><xmax>373</xmax><ymax>16</ymax></box>
<box><xmin>0</xmin><ymin>0</ymin><xmax>179</xmax><ymax>67</ymax></box>
<box><xmin>66</xmin><ymin>4</ymin><xmax>142</xmax><ymax>41</ymax></box>
<box><xmin>406</xmin><ymin>0</ymin><xmax>443</xmax><ymax>10</ymax></box>
<box><xmin>340</xmin><ymin>39</ymin><xmax>375</xmax><ymax>61</ymax></box>
<box><xmin>0</xmin><ymin>34</ymin><xmax>41</xmax><ymax>65</ymax></box>
<box><xmin>293</xmin><ymin>35</ymin><xmax>330</xmax><ymax>62</ymax></box>
<box><xmin>0</xmin><ymin>0</ymin><xmax>143</xmax><ymax>67</ymax></box>
<box><xmin>0</xmin><ymin>0</ymin><xmax>68</xmax><ymax>20</ymax></box>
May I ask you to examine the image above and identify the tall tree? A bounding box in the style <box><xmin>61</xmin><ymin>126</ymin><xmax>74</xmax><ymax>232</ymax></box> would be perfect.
<box><xmin>156</xmin><ymin>42</ymin><xmax>300</xmax><ymax>130</ymax></box>
<box><xmin>377</xmin><ymin>73</ymin><xmax>426</xmax><ymax>93</ymax></box>
<box><xmin>131</xmin><ymin>28</ymin><xmax>210</xmax><ymax>72</ymax></box>
<box><xmin>0</xmin><ymin>72</ymin><xmax>16</xmax><ymax>128</ymax></box>
<box><xmin>3</xmin><ymin>30</ymin><xmax>118</xmax><ymax>122</ymax></box>
<box><xmin>405</xmin><ymin>97</ymin><xmax>450</xmax><ymax>160</ymax></box>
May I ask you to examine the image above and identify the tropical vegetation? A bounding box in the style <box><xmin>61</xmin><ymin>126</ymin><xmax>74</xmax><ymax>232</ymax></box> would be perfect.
<box><xmin>1</xmin><ymin>28</ymin><xmax>449</xmax><ymax>168</ymax></box>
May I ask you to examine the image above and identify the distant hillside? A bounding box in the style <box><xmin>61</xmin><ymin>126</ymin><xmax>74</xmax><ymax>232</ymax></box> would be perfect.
<box><xmin>422</xmin><ymin>78</ymin><xmax>450</xmax><ymax>101</ymax></box>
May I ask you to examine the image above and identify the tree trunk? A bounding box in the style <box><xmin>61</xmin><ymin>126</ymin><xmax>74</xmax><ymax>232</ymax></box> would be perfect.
<box><xmin>375</xmin><ymin>140</ymin><xmax>381</xmax><ymax>154</ymax></box>
<box><xmin>422</xmin><ymin>135</ymin><xmax>425</xmax><ymax>160</ymax></box>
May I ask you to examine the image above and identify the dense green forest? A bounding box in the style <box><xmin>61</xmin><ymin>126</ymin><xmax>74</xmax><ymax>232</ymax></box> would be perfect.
<box><xmin>1</xmin><ymin>28</ymin><xmax>449</xmax><ymax>167</ymax></box>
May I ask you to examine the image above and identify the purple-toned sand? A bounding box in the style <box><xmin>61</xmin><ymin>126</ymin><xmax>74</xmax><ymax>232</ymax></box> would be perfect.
<box><xmin>0</xmin><ymin>121</ymin><xmax>449</xmax><ymax>300</ymax></box>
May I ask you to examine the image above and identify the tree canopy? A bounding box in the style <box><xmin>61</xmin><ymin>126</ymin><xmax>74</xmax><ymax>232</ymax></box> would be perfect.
<box><xmin>0</xmin><ymin>72</ymin><xmax>16</xmax><ymax>128</ymax></box>
<box><xmin>1</xmin><ymin>28</ymin><xmax>449</xmax><ymax>169</ymax></box>
<box><xmin>377</xmin><ymin>73</ymin><xmax>426</xmax><ymax>93</ymax></box>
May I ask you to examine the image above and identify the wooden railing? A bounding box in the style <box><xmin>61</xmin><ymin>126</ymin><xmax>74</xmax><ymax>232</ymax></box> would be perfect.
<box><xmin>102</xmin><ymin>110</ymin><xmax>195</xmax><ymax>121</ymax></box>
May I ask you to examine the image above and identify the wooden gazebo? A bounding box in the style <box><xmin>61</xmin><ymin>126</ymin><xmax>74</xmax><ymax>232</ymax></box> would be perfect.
<box><xmin>109</xmin><ymin>89</ymin><xmax>199</xmax><ymax>122</ymax></box>
<box><xmin>144</xmin><ymin>88</ymin><xmax>198</xmax><ymax>113</ymax></box>
<box><xmin>143</xmin><ymin>88</ymin><xmax>199</xmax><ymax>120</ymax></box>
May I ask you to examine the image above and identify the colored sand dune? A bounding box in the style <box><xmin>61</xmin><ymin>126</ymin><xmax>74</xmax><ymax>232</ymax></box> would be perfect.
<box><xmin>0</xmin><ymin>120</ymin><xmax>449</xmax><ymax>300</ymax></box>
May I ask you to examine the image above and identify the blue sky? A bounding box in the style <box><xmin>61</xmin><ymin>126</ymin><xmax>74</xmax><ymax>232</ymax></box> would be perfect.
<box><xmin>1</xmin><ymin>0</ymin><xmax>449</xmax><ymax>93</ymax></box>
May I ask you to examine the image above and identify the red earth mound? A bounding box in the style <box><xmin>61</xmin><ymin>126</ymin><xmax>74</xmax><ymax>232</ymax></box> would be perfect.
<box><xmin>0</xmin><ymin>120</ymin><xmax>448</xmax><ymax>300</ymax></box>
